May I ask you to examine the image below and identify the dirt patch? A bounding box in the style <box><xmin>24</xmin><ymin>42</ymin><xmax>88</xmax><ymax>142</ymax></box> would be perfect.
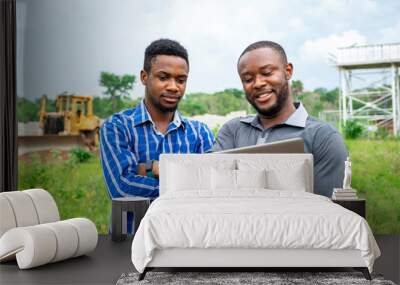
<box><xmin>19</xmin><ymin>149</ymin><xmax>100</xmax><ymax>164</ymax></box>
<box><xmin>19</xmin><ymin>150</ymin><xmax>71</xmax><ymax>164</ymax></box>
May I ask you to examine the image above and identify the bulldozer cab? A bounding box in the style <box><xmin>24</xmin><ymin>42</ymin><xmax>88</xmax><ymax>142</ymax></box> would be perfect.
<box><xmin>56</xmin><ymin>95</ymin><xmax>92</xmax><ymax>131</ymax></box>
<box><xmin>39</xmin><ymin>93</ymin><xmax>100</xmax><ymax>150</ymax></box>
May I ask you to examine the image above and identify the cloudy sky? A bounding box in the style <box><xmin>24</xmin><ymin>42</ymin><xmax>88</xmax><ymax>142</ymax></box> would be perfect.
<box><xmin>17</xmin><ymin>0</ymin><xmax>400</xmax><ymax>99</ymax></box>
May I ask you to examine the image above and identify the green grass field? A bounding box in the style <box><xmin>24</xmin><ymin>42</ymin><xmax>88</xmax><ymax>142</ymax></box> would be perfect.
<box><xmin>345</xmin><ymin>139</ymin><xmax>400</xmax><ymax>234</ymax></box>
<box><xmin>18</xmin><ymin>154</ymin><xmax>110</xmax><ymax>234</ymax></box>
<box><xmin>18</xmin><ymin>139</ymin><xmax>400</xmax><ymax>234</ymax></box>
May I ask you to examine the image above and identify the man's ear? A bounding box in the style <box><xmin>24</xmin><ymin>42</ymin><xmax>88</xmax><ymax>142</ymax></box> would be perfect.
<box><xmin>285</xmin><ymin>63</ymin><xmax>293</xmax><ymax>80</ymax></box>
<box><xmin>140</xmin><ymin>70</ymin><xmax>148</xmax><ymax>85</ymax></box>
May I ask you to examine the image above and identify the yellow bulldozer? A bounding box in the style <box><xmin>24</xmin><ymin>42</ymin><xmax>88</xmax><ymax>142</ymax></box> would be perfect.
<box><xmin>38</xmin><ymin>93</ymin><xmax>101</xmax><ymax>150</ymax></box>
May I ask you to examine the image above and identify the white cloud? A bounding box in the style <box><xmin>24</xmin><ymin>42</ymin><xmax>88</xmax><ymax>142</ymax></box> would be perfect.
<box><xmin>364</xmin><ymin>0</ymin><xmax>379</xmax><ymax>13</ymax></box>
<box><xmin>305</xmin><ymin>0</ymin><xmax>378</xmax><ymax>18</ymax></box>
<box><xmin>295</xmin><ymin>30</ymin><xmax>367</xmax><ymax>90</ymax></box>
<box><xmin>132</xmin><ymin>0</ymin><xmax>297</xmax><ymax>93</ymax></box>
<box><xmin>299</xmin><ymin>30</ymin><xmax>367</xmax><ymax>63</ymax></box>
<box><xmin>18</xmin><ymin>0</ymin><xmax>400</xmax><ymax>99</ymax></box>
<box><xmin>380</xmin><ymin>20</ymin><xmax>400</xmax><ymax>43</ymax></box>
<box><xmin>288</xmin><ymin>17</ymin><xmax>306</xmax><ymax>33</ymax></box>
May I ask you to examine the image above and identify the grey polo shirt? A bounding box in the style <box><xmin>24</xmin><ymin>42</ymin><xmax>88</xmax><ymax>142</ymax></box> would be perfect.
<box><xmin>213</xmin><ymin>102</ymin><xmax>348</xmax><ymax>197</ymax></box>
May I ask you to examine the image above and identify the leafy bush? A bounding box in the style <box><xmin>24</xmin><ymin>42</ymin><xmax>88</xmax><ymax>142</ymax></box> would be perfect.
<box><xmin>343</xmin><ymin>120</ymin><xmax>364</xmax><ymax>139</ymax></box>
<box><xmin>70</xmin><ymin>148</ymin><xmax>93</xmax><ymax>163</ymax></box>
<box><xmin>17</xmin><ymin>97</ymin><xmax>40</xmax><ymax>123</ymax></box>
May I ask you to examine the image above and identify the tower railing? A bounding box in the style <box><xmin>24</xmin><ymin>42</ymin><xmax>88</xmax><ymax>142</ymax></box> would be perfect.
<box><xmin>337</xmin><ymin>43</ymin><xmax>400</xmax><ymax>66</ymax></box>
<box><xmin>333</xmin><ymin>43</ymin><xmax>400</xmax><ymax>136</ymax></box>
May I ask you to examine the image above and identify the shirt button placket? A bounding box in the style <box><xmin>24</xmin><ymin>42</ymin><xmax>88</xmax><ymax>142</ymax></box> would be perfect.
<box><xmin>257</xmin><ymin>129</ymin><xmax>270</xmax><ymax>145</ymax></box>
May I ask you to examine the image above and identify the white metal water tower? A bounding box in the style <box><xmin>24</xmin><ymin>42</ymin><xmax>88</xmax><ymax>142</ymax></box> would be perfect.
<box><xmin>333</xmin><ymin>43</ymin><xmax>400</xmax><ymax>136</ymax></box>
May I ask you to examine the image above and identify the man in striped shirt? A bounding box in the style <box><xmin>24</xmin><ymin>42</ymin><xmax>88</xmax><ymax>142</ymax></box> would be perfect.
<box><xmin>100</xmin><ymin>39</ymin><xmax>215</xmax><ymax>233</ymax></box>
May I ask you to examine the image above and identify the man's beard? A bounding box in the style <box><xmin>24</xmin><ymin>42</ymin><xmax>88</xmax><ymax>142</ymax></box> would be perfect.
<box><xmin>246</xmin><ymin>82</ymin><xmax>290</xmax><ymax>118</ymax></box>
<box><xmin>148</xmin><ymin>94</ymin><xmax>180</xmax><ymax>113</ymax></box>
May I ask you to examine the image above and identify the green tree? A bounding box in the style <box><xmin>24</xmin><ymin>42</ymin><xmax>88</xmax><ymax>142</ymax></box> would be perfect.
<box><xmin>17</xmin><ymin>96</ymin><xmax>56</xmax><ymax>122</ymax></box>
<box><xmin>324</xmin><ymin>88</ymin><xmax>339</xmax><ymax>104</ymax></box>
<box><xmin>291</xmin><ymin>80</ymin><xmax>304</xmax><ymax>97</ymax></box>
<box><xmin>17</xmin><ymin>97</ymin><xmax>40</xmax><ymax>122</ymax></box>
<box><xmin>314</xmin><ymin>87</ymin><xmax>339</xmax><ymax>105</ymax></box>
<box><xmin>223</xmin><ymin>88</ymin><xmax>244</xmax><ymax>99</ymax></box>
<box><xmin>93</xmin><ymin>96</ymin><xmax>142</xmax><ymax>119</ymax></box>
<box><xmin>179</xmin><ymin>100</ymin><xmax>207</xmax><ymax>116</ymax></box>
<box><xmin>99</xmin><ymin>72</ymin><xmax>136</xmax><ymax>112</ymax></box>
<box><xmin>177</xmin><ymin>88</ymin><xmax>254</xmax><ymax>117</ymax></box>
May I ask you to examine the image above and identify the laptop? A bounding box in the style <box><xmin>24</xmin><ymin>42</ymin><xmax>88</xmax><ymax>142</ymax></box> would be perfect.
<box><xmin>216</xmin><ymin>137</ymin><xmax>305</xmax><ymax>154</ymax></box>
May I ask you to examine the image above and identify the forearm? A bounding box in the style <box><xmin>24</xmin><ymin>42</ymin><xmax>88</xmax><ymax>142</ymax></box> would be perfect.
<box><xmin>102</xmin><ymin>167</ymin><xmax>159</xmax><ymax>198</ymax></box>
<box><xmin>100</xmin><ymin>119</ymin><xmax>159</xmax><ymax>198</ymax></box>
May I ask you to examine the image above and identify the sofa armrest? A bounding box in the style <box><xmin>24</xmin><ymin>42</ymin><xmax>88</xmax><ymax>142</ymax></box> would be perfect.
<box><xmin>0</xmin><ymin>218</ymin><xmax>97</xmax><ymax>269</ymax></box>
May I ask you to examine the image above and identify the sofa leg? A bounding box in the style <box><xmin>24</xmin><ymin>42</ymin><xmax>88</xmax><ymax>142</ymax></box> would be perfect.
<box><xmin>138</xmin><ymin>268</ymin><xmax>148</xmax><ymax>281</ymax></box>
<box><xmin>354</xmin><ymin>267</ymin><xmax>371</xmax><ymax>280</ymax></box>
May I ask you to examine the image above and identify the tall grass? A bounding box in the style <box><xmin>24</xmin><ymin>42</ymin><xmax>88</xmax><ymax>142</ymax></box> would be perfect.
<box><xmin>346</xmin><ymin>139</ymin><xmax>400</xmax><ymax>234</ymax></box>
<box><xmin>18</xmin><ymin>153</ymin><xmax>110</xmax><ymax>234</ymax></box>
<box><xmin>18</xmin><ymin>139</ymin><xmax>400</xmax><ymax>234</ymax></box>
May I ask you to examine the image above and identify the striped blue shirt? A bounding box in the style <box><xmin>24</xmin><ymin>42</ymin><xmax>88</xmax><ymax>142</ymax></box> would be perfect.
<box><xmin>100</xmin><ymin>101</ymin><xmax>214</xmax><ymax>232</ymax></box>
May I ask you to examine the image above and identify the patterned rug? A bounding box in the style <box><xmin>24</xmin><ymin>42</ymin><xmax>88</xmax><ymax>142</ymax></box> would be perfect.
<box><xmin>117</xmin><ymin>271</ymin><xmax>396</xmax><ymax>285</ymax></box>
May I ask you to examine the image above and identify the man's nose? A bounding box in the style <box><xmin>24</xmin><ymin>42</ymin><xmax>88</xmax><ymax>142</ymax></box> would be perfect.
<box><xmin>253</xmin><ymin>75</ymin><xmax>265</xmax><ymax>89</ymax></box>
<box><xmin>167</xmin><ymin>79</ymin><xmax>179</xmax><ymax>92</ymax></box>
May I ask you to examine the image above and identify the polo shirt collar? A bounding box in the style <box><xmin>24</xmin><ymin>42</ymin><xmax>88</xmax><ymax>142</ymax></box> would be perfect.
<box><xmin>284</xmin><ymin>102</ymin><xmax>308</xmax><ymax>128</ymax></box>
<box><xmin>240</xmin><ymin>115</ymin><xmax>263</xmax><ymax>130</ymax></box>
<box><xmin>240</xmin><ymin>102</ymin><xmax>308</xmax><ymax>129</ymax></box>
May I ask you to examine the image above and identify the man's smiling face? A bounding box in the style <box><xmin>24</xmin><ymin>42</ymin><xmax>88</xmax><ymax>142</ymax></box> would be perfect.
<box><xmin>238</xmin><ymin>47</ymin><xmax>293</xmax><ymax>118</ymax></box>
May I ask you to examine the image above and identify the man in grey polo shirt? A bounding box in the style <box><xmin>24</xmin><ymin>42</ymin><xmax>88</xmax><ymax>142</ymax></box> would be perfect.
<box><xmin>213</xmin><ymin>41</ymin><xmax>348</xmax><ymax>197</ymax></box>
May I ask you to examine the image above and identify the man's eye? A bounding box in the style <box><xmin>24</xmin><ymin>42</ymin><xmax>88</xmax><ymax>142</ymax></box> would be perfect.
<box><xmin>159</xmin><ymin>76</ymin><xmax>168</xmax><ymax>81</ymax></box>
<box><xmin>262</xmin><ymin>72</ymin><xmax>272</xmax><ymax>77</ymax></box>
<box><xmin>177</xmin><ymin>78</ymin><xmax>186</xmax><ymax>84</ymax></box>
<box><xmin>243</xmin><ymin>77</ymin><xmax>253</xmax><ymax>83</ymax></box>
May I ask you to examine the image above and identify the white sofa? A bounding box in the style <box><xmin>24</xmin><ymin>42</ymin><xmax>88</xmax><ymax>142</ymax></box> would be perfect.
<box><xmin>0</xmin><ymin>189</ymin><xmax>98</xmax><ymax>269</ymax></box>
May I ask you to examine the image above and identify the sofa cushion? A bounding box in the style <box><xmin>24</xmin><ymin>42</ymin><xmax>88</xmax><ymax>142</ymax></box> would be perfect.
<box><xmin>0</xmin><ymin>191</ymin><xmax>39</xmax><ymax>228</ymax></box>
<box><xmin>0</xmin><ymin>189</ymin><xmax>97</xmax><ymax>269</ymax></box>
<box><xmin>0</xmin><ymin>218</ymin><xmax>97</xmax><ymax>269</ymax></box>
<box><xmin>0</xmin><ymin>196</ymin><xmax>17</xmax><ymax>237</ymax></box>
<box><xmin>24</xmin><ymin>189</ymin><xmax>60</xmax><ymax>223</ymax></box>
<box><xmin>0</xmin><ymin>189</ymin><xmax>60</xmax><ymax>238</ymax></box>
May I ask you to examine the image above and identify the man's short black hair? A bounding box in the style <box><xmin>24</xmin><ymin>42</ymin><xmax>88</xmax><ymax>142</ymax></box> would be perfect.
<box><xmin>143</xmin><ymin>39</ymin><xmax>189</xmax><ymax>72</ymax></box>
<box><xmin>238</xmin><ymin>41</ymin><xmax>287</xmax><ymax>64</ymax></box>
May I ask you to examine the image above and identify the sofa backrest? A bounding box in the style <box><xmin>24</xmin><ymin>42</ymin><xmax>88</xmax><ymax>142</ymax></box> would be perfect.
<box><xmin>0</xmin><ymin>189</ymin><xmax>60</xmax><ymax>238</ymax></box>
<box><xmin>159</xmin><ymin>153</ymin><xmax>313</xmax><ymax>196</ymax></box>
